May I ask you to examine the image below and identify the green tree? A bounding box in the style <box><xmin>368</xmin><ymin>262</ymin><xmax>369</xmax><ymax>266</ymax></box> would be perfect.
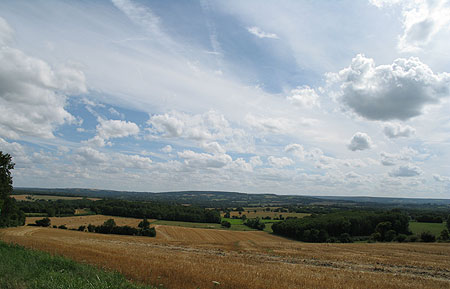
<box><xmin>221</xmin><ymin>220</ymin><xmax>231</xmax><ymax>228</ymax></box>
<box><xmin>439</xmin><ymin>229</ymin><xmax>449</xmax><ymax>241</ymax></box>
<box><xmin>447</xmin><ymin>214</ymin><xmax>450</xmax><ymax>231</ymax></box>
<box><xmin>35</xmin><ymin>217</ymin><xmax>51</xmax><ymax>227</ymax></box>
<box><xmin>0</xmin><ymin>151</ymin><xmax>25</xmax><ymax>227</ymax></box>
<box><xmin>138</xmin><ymin>218</ymin><xmax>150</xmax><ymax>229</ymax></box>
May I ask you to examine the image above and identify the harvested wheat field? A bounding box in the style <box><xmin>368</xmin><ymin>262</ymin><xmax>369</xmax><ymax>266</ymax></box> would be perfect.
<box><xmin>1</xmin><ymin>222</ymin><xmax>450</xmax><ymax>289</ymax></box>
<box><xmin>25</xmin><ymin>215</ymin><xmax>149</xmax><ymax>229</ymax></box>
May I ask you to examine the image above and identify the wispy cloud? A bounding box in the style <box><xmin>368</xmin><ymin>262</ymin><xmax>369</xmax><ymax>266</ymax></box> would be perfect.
<box><xmin>247</xmin><ymin>26</ymin><xmax>279</xmax><ymax>39</ymax></box>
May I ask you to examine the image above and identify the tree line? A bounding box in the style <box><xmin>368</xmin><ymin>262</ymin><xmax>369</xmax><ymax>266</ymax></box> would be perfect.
<box><xmin>272</xmin><ymin>210</ymin><xmax>410</xmax><ymax>243</ymax></box>
<box><xmin>16</xmin><ymin>198</ymin><xmax>221</xmax><ymax>224</ymax></box>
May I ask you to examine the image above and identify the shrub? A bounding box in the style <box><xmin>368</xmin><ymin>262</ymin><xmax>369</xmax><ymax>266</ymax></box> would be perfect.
<box><xmin>87</xmin><ymin>224</ymin><xmax>95</xmax><ymax>232</ymax></box>
<box><xmin>439</xmin><ymin>229</ymin><xmax>449</xmax><ymax>241</ymax></box>
<box><xmin>339</xmin><ymin>233</ymin><xmax>353</xmax><ymax>243</ymax></box>
<box><xmin>406</xmin><ymin>235</ymin><xmax>418</xmax><ymax>242</ymax></box>
<box><xmin>394</xmin><ymin>234</ymin><xmax>407</xmax><ymax>243</ymax></box>
<box><xmin>139</xmin><ymin>227</ymin><xmax>156</xmax><ymax>237</ymax></box>
<box><xmin>78</xmin><ymin>225</ymin><xmax>86</xmax><ymax>231</ymax></box>
<box><xmin>35</xmin><ymin>217</ymin><xmax>51</xmax><ymax>227</ymax></box>
<box><xmin>384</xmin><ymin>230</ymin><xmax>397</xmax><ymax>242</ymax></box>
<box><xmin>221</xmin><ymin>220</ymin><xmax>231</xmax><ymax>228</ymax></box>
<box><xmin>58</xmin><ymin>225</ymin><xmax>67</xmax><ymax>230</ymax></box>
<box><xmin>420</xmin><ymin>231</ymin><xmax>436</xmax><ymax>242</ymax></box>
<box><xmin>370</xmin><ymin>232</ymin><xmax>382</xmax><ymax>242</ymax></box>
<box><xmin>138</xmin><ymin>218</ymin><xmax>150</xmax><ymax>229</ymax></box>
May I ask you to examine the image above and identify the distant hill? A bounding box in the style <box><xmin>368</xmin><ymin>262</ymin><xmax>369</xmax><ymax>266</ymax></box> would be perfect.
<box><xmin>314</xmin><ymin>196</ymin><xmax>450</xmax><ymax>206</ymax></box>
<box><xmin>12</xmin><ymin>187</ymin><xmax>450</xmax><ymax>208</ymax></box>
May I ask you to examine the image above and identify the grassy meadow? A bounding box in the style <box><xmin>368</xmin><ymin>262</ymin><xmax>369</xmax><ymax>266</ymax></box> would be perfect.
<box><xmin>409</xmin><ymin>221</ymin><xmax>447</xmax><ymax>237</ymax></box>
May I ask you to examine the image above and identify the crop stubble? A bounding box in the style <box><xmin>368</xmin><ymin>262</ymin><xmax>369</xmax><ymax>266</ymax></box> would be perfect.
<box><xmin>1</xmin><ymin>216</ymin><xmax>450</xmax><ymax>289</ymax></box>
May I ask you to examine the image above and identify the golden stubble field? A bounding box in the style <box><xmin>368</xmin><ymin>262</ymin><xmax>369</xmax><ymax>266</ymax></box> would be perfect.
<box><xmin>1</xmin><ymin>215</ymin><xmax>450</xmax><ymax>289</ymax></box>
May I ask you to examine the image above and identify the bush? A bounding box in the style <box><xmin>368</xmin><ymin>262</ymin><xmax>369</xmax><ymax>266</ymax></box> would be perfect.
<box><xmin>384</xmin><ymin>230</ymin><xmax>397</xmax><ymax>242</ymax></box>
<box><xmin>35</xmin><ymin>217</ymin><xmax>51</xmax><ymax>227</ymax></box>
<box><xmin>138</xmin><ymin>218</ymin><xmax>150</xmax><ymax>229</ymax></box>
<box><xmin>406</xmin><ymin>235</ymin><xmax>418</xmax><ymax>242</ymax></box>
<box><xmin>139</xmin><ymin>227</ymin><xmax>156</xmax><ymax>237</ymax></box>
<box><xmin>394</xmin><ymin>234</ymin><xmax>407</xmax><ymax>242</ymax></box>
<box><xmin>370</xmin><ymin>232</ymin><xmax>383</xmax><ymax>242</ymax></box>
<box><xmin>439</xmin><ymin>229</ymin><xmax>449</xmax><ymax>241</ymax></box>
<box><xmin>420</xmin><ymin>231</ymin><xmax>436</xmax><ymax>242</ymax></box>
<box><xmin>87</xmin><ymin>224</ymin><xmax>95</xmax><ymax>232</ymax></box>
<box><xmin>78</xmin><ymin>225</ymin><xmax>86</xmax><ymax>232</ymax></box>
<box><xmin>339</xmin><ymin>233</ymin><xmax>353</xmax><ymax>243</ymax></box>
<box><xmin>58</xmin><ymin>225</ymin><xmax>67</xmax><ymax>230</ymax></box>
<box><xmin>221</xmin><ymin>220</ymin><xmax>231</xmax><ymax>228</ymax></box>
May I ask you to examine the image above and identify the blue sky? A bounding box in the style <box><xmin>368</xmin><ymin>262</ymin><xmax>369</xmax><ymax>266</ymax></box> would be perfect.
<box><xmin>0</xmin><ymin>0</ymin><xmax>450</xmax><ymax>197</ymax></box>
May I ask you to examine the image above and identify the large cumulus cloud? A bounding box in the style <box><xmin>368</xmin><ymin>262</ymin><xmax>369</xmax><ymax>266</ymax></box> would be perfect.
<box><xmin>0</xmin><ymin>17</ymin><xmax>86</xmax><ymax>139</ymax></box>
<box><xmin>327</xmin><ymin>54</ymin><xmax>450</xmax><ymax>121</ymax></box>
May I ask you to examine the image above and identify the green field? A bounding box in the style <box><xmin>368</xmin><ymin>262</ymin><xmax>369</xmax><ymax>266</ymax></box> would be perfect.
<box><xmin>151</xmin><ymin>218</ymin><xmax>282</xmax><ymax>233</ymax></box>
<box><xmin>0</xmin><ymin>241</ymin><xmax>154</xmax><ymax>289</ymax></box>
<box><xmin>151</xmin><ymin>220</ymin><xmax>223</xmax><ymax>229</ymax></box>
<box><xmin>409</xmin><ymin>221</ymin><xmax>447</xmax><ymax>237</ymax></box>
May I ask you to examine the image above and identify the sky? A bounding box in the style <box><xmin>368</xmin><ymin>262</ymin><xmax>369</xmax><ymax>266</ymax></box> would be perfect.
<box><xmin>0</xmin><ymin>0</ymin><xmax>449</xmax><ymax>198</ymax></box>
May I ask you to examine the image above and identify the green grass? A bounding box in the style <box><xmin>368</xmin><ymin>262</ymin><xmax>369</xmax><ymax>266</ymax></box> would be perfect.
<box><xmin>151</xmin><ymin>218</ymin><xmax>281</xmax><ymax>233</ymax></box>
<box><xmin>0</xmin><ymin>241</ymin><xmax>155</xmax><ymax>289</ymax></box>
<box><xmin>221</xmin><ymin>218</ymin><xmax>282</xmax><ymax>233</ymax></box>
<box><xmin>151</xmin><ymin>220</ymin><xmax>223</xmax><ymax>229</ymax></box>
<box><xmin>409</xmin><ymin>221</ymin><xmax>447</xmax><ymax>237</ymax></box>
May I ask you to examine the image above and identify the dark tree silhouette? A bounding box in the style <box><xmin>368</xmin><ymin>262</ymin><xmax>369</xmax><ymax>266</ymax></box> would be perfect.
<box><xmin>0</xmin><ymin>151</ymin><xmax>25</xmax><ymax>227</ymax></box>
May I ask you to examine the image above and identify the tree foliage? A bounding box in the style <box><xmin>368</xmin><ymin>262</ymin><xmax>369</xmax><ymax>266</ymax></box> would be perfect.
<box><xmin>0</xmin><ymin>151</ymin><xmax>25</xmax><ymax>227</ymax></box>
<box><xmin>244</xmin><ymin>217</ymin><xmax>265</xmax><ymax>230</ymax></box>
<box><xmin>87</xmin><ymin>219</ymin><xmax>156</xmax><ymax>237</ymax></box>
<box><xmin>272</xmin><ymin>210</ymin><xmax>410</xmax><ymax>243</ymax></box>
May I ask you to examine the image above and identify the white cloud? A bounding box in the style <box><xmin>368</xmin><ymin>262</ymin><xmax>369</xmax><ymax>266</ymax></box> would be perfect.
<box><xmin>327</xmin><ymin>54</ymin><xmax>450</xmax><ymax>120</ymax></box>
<box><xmin>0</xmin><ymin>17</ymin><xmax>87</xmax><ymax>139</ymax></box>
<box><xmin>74</xmin><ymin>146</ymin><xmax>152</xmax><ymax>169</ymax></box>
<box><xmin>380</xmin><ymin>147</ymin><xmax>418</xmax><ymax>166</ymax></box>
<box><xmin>348</xmin><ymin>132</ymin><xmax>373</xmax><ymax>151</ymax></box>
<box><xmin>388</xmin><ymin>163</ymin><xmax>423</xmax><ymax>177</ymax></box>
<box><xmin>115</xmin><ymin>153</ymin><xmax>152</xmax><ymax>169</ymax></box>
<box><xmin>267</xmin><ymin>156</ymin><xmax>294</xmax><ymax>168</ymax></box>
<box><xmin>247</xmin><ymin>26</ymin><xmax>279</xmax><ymax>39</ymax></box>
<box><xmin>201</xmin><ymin>141</ymin><xmax>226</xmax><ymax>154</ymax></box>
<box><xmin>97</xmin><ymin>118</ymin><xmax>139</xmax><ymax>140</ymax></box>
<box><xmin>287</xmin><ymin>85</ymin><xmax>320</xmax><ymax>108</ymax></box>
<box><xmin>177</xmin><ymin>150</ymin><xmax>232</xmax><ymax>168</ymax></box>
<box><xmin>250</xmin><ymin>156</ymin><xmax>263</xmax><ymax>167</ymax></box>
<box><xmin>108</xmin><ymin>107</ymin><xmax>124</xmax><ymax>118</ymax></box>
<box><xmin>112</xmin><ymin>0</ymin><xmax>165</xmax><ymax>40</ymax></box>
<box><xmin>380</xmin><ymin>152</ymin><xmax>397</xmax><ymax>166</ymax></box>
<box><xmin>161</xmin><ymin>145</ymin><xmax>172</xmax><ymax>153</ymax></box>
<box><xmin>383</xmin><ymin>123</ymin><xmax>416</xmax><ymax>138</ymax></box>
<box><xmin>148</xmin><ymin>110</ymin><xmax>232</xmax><ymax>141</ymax></box>
<box><xmin>0</xmin><ymin>16</ymin><xmax>13</xmax><ymax>46</ymax></box>
<box><xmin>371</xmin><ymin>0</ymin><xmax>450</xmax><ymax>51</ymax></box>
<box><xmin>433</xmin><ymin>174</ymin><xmax>450</xmax><ymax>182</ymax></box>
<box><xmin>84</xmin><ymin>118</ymin><xmax>139</xmax><ymax>147</ymax></box>
<box><xmin>284</xmin><ymin>143</ymin><xmax>305</xmax><ymax>160</ymax></box>
<box><xmin>0</xmin><ymin>137</ymin><xmax>31</xmax><ymax>166</ymax></box>
<box><xmin>74</xmin><ymin>147</ymin><xmax>108</xmax><ymax>164</ymax></box>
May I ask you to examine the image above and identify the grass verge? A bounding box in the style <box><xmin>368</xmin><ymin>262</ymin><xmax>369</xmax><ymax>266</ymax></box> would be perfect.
<box><xmin>0</xmin><ymin>241</ymin><xmax>155</xmax><ymax>289</ymax></box>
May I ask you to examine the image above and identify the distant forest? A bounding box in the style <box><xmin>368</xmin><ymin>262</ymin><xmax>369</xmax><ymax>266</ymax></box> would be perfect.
<box><xmin>17</xmin><ymin>199</ymin><xmax>221</xmax><ymax>224</ymax></box>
